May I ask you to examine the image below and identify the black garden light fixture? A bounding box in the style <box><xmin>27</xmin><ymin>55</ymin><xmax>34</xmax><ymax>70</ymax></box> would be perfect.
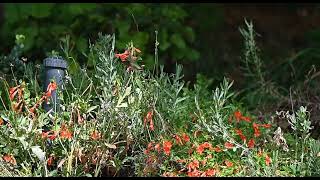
<box><xmin>43</xmin><ymin>56</ymin><xmax>67</xmax><ymax>114</ymax></box>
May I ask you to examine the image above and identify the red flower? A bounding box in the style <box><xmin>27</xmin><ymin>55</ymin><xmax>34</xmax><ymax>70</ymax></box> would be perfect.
<box><xmin>204</xmin><ymin>168</ymin><xmax>216</xmax><ymax>176</ymax></box>
<box><xmin>248</xmin><ymin>138</ymin><xmax>255</xmax><ymax>149</ymax></box>
<box><xmin>47</xmin><ymin>155</ymin><xmax>54</xmax><ymax>166</ymax></box>
<box><xmin>253</xmin><ymin>123</ymin><xmax>261</xmax><ymax>137</ymax></box>
<box><xmin>182</xmin><ymin>133</ymin><xmax>190</xmax><ymax>143</ymax></box>
<box><xmin>224</xmin><ymin>142</ymin><xmax>234</xmax><ymax>149</ymax></box>
<box><xmin>202</xmin><ymin>142</ymin><xmax>212</xmax><ymax>149</ymax></box>
<box><xmin>188</xmin><ymin>169</ymin><xmax>201</xmax><ymax>177</ymax></box>
<box><xmin>45</xmin><ymin>81</ymin><xmax>57</xmax><ymax>98</ymax></box>
<box><xmin>196</xmin><ymin>145</ymin><xmax>205</xmax><ymax>155</ymax></box>
<box><xmin>59</xmin><ymin>125</ymin><xmax>73</xmax><ymax>140</ymax></box>
<box><xmin>260</xmin><ymin>124</ymin><xmax>272</xmax><ymax>128</ymax></box>
<box><xmin>240</xmin><ymin>116</ymin><xmax>251</xmax><ymax>122</ymax></box>
<box><xmin>187</xmin><ymin>159</ymin><xmax>200</xmax><ymax>172</ymax></box>
<box><xmin>115</xmin><ymin>50</ymin><xmax>129</xmax><ymax>62</ymax></box>
<box><xmin>9</xmin><ymin>86</ymin><xmax>19</xmax><ymax>101</ymax></box>
<box><xmin>235</xmin><ymin>129</ymin><xmax>246</xmax><ymax>141</ymax></box>
<box><xmin>174</xmin><ymin>134</ymin><xmax>183</xmax><ymax>145</ymax></box>
<box><xmin>163</xmin><ymin>140</ymin><xmax>172</xmax><ymax>156</ymax></box>
<box><xmin>144</xmin><ymin>110</ymin><xmax>154</xmax><ymax>131</ymax></box>
<box><xmin>90</xmin><ymin>130</ymin><xmax>101</xmax><ymax>140</ymax></box>
<box><xmin>42</xmin><ymin>131</ymin><xmax>57</xmax><ymax>141</ymax></box>
<box><xmin>154</xmin><ymin>143</ymin><xmax>161</xmax><ymax>153</ymax></box>
<box><xmin>197</xmin><ymin>142</ymin><xmax>212</xmax><ymax>155</ymax></box>
<box><xmin>234</xmin><ymin>111</ymin><xmax>242</xmax><ymax>122</ymax></box>
<box><xmin>265</xmin><ymin>154</ymin><xmax>271</xmax><ymax>166</ymax></box>
<box><xmin>213</xmin><ymin>146</ymin><xmax>222</xmax><ymax>152</ymax></box>
<box><xmin>149</xmin><ymin>118</ymin><xmax>154</xmax><ymax>131</ymax></box>
<box><xmin>225</xmin><ymin>160</ymin><xmax>233</xmax><ymax>167</ymax></box>
<box><xmin>3</xmin><ymin>154</ymin><xmax>16</xmax><ymax>165</ymax></box>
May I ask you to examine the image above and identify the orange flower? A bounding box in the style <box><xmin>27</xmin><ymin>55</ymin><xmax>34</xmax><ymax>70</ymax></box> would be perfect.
<box><xmin>163</xmin><ymin>140</ymin><xmax>172</xmax><ymax>156</ymax></box>
<box><xmin>45</xmin><ymin>81</ymin><xmax>57</xmax><ymax>98</ymax></box>
<box><xmin>47</xmin><ymin>155</ymin><xmax>54</xmax><ymax>166</ymax></box>
<box><xmin>260</xmin><ymin>124</ymin><xmax>272</xmax><ymax>128</ymax></box>
<box><xmin>204</xmin><ymin>168</ymin><xmax>216</xmax><ymax>176</ymax></box>
<box><xmin>197</xmin><ymin>145</ymin><xmax>205</xmax><ymax>155</ymax></box>
<box><xmin>224</xmin><ymin>142</ymin><xmax>234</xmax><ymax>149</ymax></box>
<box><xmin>240</xmin><ymin>116</ymin><xmax>251</xmax><ymax>122</ymax></box>
<box><xmin>182</xmin><ymin>133</ymin><xmax>190</xmax><ymax>143</ymax></box>
<box><xmin>3</xmin><ymin>154</ymin><xmax>16</xmax><ymax>165</ymax></box>
<box><xmin>197</xmin><ymin>142</ymin><xmax>212</xmax><ymax>155</ymax></box>
<box><xmin>265</xmin><ymin>154</ymin><xmax>271</xmax><ymax>166</ymax></box>
<box><xmin>188</xmin><ymin>169</ymin><xmax>201</xmax><ymax>177</ymax></box>
<box><xmin>257</xmin><ymin>149</ymin><xmax>263</xmax><ymax>157</ymax></box>
<box><xmin>9</xmin><ymin>86</ymin><xmax>19</xmax><ymax>101</ymax></box>
<box><xmin>146</xmin><ymin>142</ymin><xmax>154</xmax><ymax>154</ymax></box>
<box><xmin>59</xmin><ymin>125</ymin><xmax>73</xmax><ymax>140</ymax></box>
<box><xmin>115</xmin><ymin>50</ymin><xmax>129</xmax><ymax>62</ymax></box>
<box><xmin>225</xmin><ymin>160</ymin><xmax>233</xmax><ymax>167</ymax></box>
<box><xmin>235</xmin><ymin>129</ymin><xmax>246</xmax><ymax>141</ymax></box>
<box><xmin>42</xmin><ymin>131</ymin><xmax>57</xmax><ymax>141</ymax></box>
<box><xmin>253</xmin><ymin>123</ymin><xmax>261</xmax><ymax>137</ymax></box>
<box><xmin>174</xmin><ymin>134</ymin><xmax>183</xmax><ymax>145</ymax></box>
<box><xmin>154</xmin><ymin>143</ymin><xmax>161</xmax><ymax>153</ymax></box>
<box><xmin>149</xmin><ymin>119</ymin><xmax>154</xmax><ymax>131</ymax></box>
<box><xmin>213</xmin><ymin>146</ymin><xmax>222</xmax><ymax>152</ymax></box>
<box><xmin>0</xmin><ymin>118</ymin><xmax>3</xmax><ymax>126</ymax></box>
<box><xmin>248</xmin><ymin>138</ymin><xmax>255</xmax><ymax>149</ymax></box>
<box><xmin>234</xmin><ymin>110</ymin><xmax>242</xmax><ymax>122</ymax></box>
<box><xmin>202</xmin><ymin>142</ymin><xmax>212</xmax><ymax>149</ymax></box>
<box><xmin>91</xmin><ymin>130</ymin><xmax>101</xmax><ymax>140</ymax></box>
<box><xmin>187</xmin><ymin>159</ymin><xmax>200</xmax><ymax>172</ymax></box>
<box><xmin>144</xmin><ymin>110</ymin><xmax>154</xmax><ymax>131</ymax></box>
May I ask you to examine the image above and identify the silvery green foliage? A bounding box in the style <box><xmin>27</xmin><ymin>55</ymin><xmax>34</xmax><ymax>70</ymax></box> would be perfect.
<box><xmin>287</xmin><ymin>106</ymin><xmax>312</xmax><ymax>135</ymax></box>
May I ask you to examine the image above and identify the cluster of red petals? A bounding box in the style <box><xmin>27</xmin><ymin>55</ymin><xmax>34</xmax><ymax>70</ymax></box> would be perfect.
<box><xmin>247</xmin><ymin>138</ymin><xmax>255</xmax><ymax>148</ymax></box>
<box><xmin>59</xmin><ymin>124</ymin><xmax>73</xmax><ymax>140</ymax></box>
<box><xmin>235</xmin><ymin>129</ymin><xmax>246</xmax><ymax>141</ymax></box>
<box><xmin>144</xmin><ymin>110</ymin><xmax>154</xmax><ymax>131</ymax></box>
<box><xmin>253</xmin><ymin>123</ymin><xmax>261</xmax><ymax>137</ymax></box>
<box><xmin>163</xmin><ymin>140</ymin><xmax>172</xmax><ymax>156</ymax></box>
<box><xmin>2</xmin><ymin>154</ymin><xmax>16</xmax><ymax>165</ymax></box>
<box><xmin>196</xmin><ymin>142</ymin><xmax>212</xmax><ymax>155</ymax></box>
<box><xmin>234</xmin><ymin>110</ymin><xmax>252</xmax><ymax>123</ymax></box>
<box><xmin>224</xmin><ymin>142</ymin><xmax>234</xmax><ymax>149</ymax></box>
<box><xmin>42</xmin><ymin>130</ymin><xmax>58</xmax><ymax>141</ymax></box>
<box><xmin>91</xmin><ymin>130</ymin><xmax>101</xmax><ymax>140</ymax></box>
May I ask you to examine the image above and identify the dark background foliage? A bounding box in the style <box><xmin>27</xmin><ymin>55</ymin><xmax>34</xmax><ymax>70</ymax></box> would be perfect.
<box><xmin>1</xmin><ymin>3</ymin><xmax>320</xmax><ymax>91</ymax></box>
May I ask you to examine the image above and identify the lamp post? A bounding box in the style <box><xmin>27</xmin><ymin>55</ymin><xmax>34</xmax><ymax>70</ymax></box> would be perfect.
<box><xmin>43</xmin><ymin>56</ymin><xmax>67</xmax><ymax>114</ymax></box>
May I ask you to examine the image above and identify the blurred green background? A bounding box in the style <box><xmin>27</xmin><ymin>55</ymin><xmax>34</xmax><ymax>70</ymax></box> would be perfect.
<box><xmin>1</xmin><ymin>3</ymin><xmax>320</xmax><ymax>90</ymax></box>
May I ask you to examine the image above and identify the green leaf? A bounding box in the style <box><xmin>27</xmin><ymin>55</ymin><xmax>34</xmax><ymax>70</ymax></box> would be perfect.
<box><xmin>76</xmin><ymin>37</ymin><xmax>88</xmax><ymax>54</ymax></box>
<box><xmin>189</xmin><ymin>49</ymin><xmax>200</xmax><ymax>61</ymax></box>
<box><xmin>171</xmin><ymin>33</ymin><xmax>186</xmax><ymax>49</ymax></box>
<box><xmin>30</xmin><ymin>3</ymin><xmax>54</xmax><ymax>18</ymax></box>
<box><xmin>0</xmin><ymin>79</ymin><xmax>11</xmax><ymax>111</ymax></box>
<box><xmin>68</xmin><ymin>4</ymin><xmax>97</xmax><ymax>15</ymax></box>
<box><xmin>184</xmin><ymin>27</ymin><xmax>195</xmax><ymax>43</ymax></box>
<box><xmin>4</xmin><ymin>4</ymin><xmax>20</xmax><ymax>23</ymax></box>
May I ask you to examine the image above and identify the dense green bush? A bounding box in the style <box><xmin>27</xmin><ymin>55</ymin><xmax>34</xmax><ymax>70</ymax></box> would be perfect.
<box><xmin>0</xmin><ymin>3</ymin><xmax>200</xmax><ymax>71</ymax></box>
